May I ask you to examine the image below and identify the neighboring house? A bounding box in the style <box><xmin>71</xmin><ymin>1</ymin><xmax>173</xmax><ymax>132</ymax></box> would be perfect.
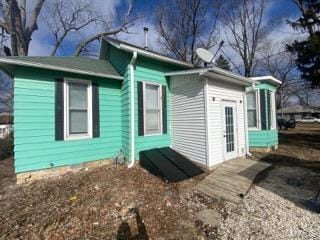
<box><xmin>277</xmin><ymin>105</ymin><xmax>320</xmax><ymax>120</ymax></box>
<box><xmin>0</xmin><ymin>124</ymin><xmax>12</xmax><ymax>139</ymax></box>
<box><xmin>246</xmin><ymin>76</ymin><xmax>281</xmax><ymax>152</ymax></box>
<box><xmin>0</xmin><ymin>113</ymin><xmax>13</xmax><ymax>139</ymax></box>
<box><xmin>0</xmin><ymin>37</ymin><xmax>278</xmax><ymax>178</ymax></box>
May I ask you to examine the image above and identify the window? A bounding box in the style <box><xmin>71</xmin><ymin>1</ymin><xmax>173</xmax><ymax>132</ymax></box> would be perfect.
<box><xmin>246</xmin><ymin>91</ymin><xmax>258</xmax><ymax>128</ymax></box>
<box><xmin>144</xmin><ymin>82</ymin><xmax>162</xmax><ymax>135</ymax></box>
<box><xmin>64</xmin><ymin>79</ymin><xmax>92</xmax><ymax>140</ymax></box>
<box><xmin>269</xmin><ymin>91</ymin><xmax>276</xmax><ymax>129</ymax></box>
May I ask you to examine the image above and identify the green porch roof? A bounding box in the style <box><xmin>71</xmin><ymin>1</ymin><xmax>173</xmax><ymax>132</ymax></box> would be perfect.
<box><xmin>0</xmin><ymin>56</ymin><xmax>123</xmax><ymax>80</ymax></box>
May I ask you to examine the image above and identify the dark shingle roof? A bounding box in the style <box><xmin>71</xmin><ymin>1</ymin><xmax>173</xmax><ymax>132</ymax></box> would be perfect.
<box><xmin>0</xmin><ymin>56</ymin><xmax>122</xmax><ymax>80</ymax></box>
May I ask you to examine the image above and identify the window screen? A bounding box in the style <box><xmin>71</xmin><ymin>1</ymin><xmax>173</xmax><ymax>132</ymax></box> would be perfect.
<box><xmin>68</xmin><ymin>82</ymin><xmax>88</xmax><ymax>135</ymax></box>
<box><xmin>247</xmin><ymin>91</ymin><xmax>257</xmax><ymax>128</ymax></box>
<box><xmin>145</xmin><ymin>83</ymin><xmax>161</xmax><ymax>134</ymax></box>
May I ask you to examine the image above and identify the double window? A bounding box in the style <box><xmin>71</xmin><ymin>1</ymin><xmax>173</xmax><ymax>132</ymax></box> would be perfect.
<box><xmin>246</xmin><ymin>91</ymin><xmax>258</xmax><ymax>128</ymax></box>
<box><xmin>144</xmin><ymin>82</ymin><xmax>162</xmax><ymax>135</ymax></box>
<box><xmin>64</xmin><ymin>79</ymin><xmax>92</xmax><ymax>140</ymax></box>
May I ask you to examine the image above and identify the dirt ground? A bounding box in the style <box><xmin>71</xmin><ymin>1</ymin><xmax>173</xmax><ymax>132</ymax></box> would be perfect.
<box><xmin>0</xmin><ymin>124</ymin><xmax>320</xmax><ymax>239</ymax></box>
<box><xmin>216</xmin><ymin>124</ymin><xmax>320</xmax><ymax>240</ymax></box>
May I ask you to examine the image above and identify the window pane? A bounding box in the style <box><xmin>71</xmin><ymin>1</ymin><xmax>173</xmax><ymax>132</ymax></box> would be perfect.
<box><xmin>146</xmin><ymin>110</ymin><xmax>160</xmax><ymax>133</ymax></box>
<box><xmin>248</xmin><ymin>110</ymin><xmax>257</xmax><ymax>127</ymax></box>
<box><xmin>247</xmin><ymin>91</ymin><xmax>256</xmax><ymax>109</ymax></box>
<box><xmin>70</xmin><ymin>110</ymin><xmax>88</xmax><ymax>134</ymax></box>
<box><xmin>69</xmin><ymin>82</ymin><xmax>87</xmax><ymax>109</ymax></box>
<box><xmin>145</xmin><ymin>84</ymin><xmax>159</xmax><ymax>109</ymax></box>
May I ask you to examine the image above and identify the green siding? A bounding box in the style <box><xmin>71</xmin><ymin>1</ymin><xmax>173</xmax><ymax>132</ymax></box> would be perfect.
<box><xmin>14</xmin><ymin>66</ymin><xmax>122</xmax><ymax>173</ymax></box>
<box><xmin>133</xmin><ymin>57</ymin><xmax>173</xmax><ymax>159</ymax></box>
<box><xmin>107</xmin><ymin>45</ymin><xmax>184</xmax><ymax>160</ymax></box>
<box><xmin>255</xmin><ymin>82</ymin><xmax>277</xmax><ymax>91</ymax></box>
<box><xmin>107</xmin><ymin>46</ymin><xmax>131</xmax><ymax>159</ymax></box>
<box><xmin>247</xmin><ymin>82</ymin><xmax>278</xmax><ymax>148</ymax></box>
<box><xmin>248</xmin><ymin>129</ymin><xmax>278</xmax><ymax>147</ymax></box>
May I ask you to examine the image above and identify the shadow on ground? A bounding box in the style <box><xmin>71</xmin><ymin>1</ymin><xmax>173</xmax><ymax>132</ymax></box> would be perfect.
<box><xmin>116</xmin><ymin>208</ymin><xmax>149</xmax><ymax>240</ymax></box>
<box><xmin>279</xmin><ymin>130</ymin><xmax>320</xmax><ymax>151</ymax></box>
<box><xmin>249</xmin><ymin>153</ymin><xmax>320</xmax><ymax>213</ymax></box>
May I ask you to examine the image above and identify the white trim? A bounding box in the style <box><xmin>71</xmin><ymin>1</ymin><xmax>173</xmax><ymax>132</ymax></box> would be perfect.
<box><xmin>243</xmin><ymin>93</ymin><xmax>250</xmax><ymax>155</ymax></box>
<box><xmin>270</xmin><ymin>90</ymin><xmax>277</xmax><ymax>129</ymax></box>
<box><xmin>0</xmin><ymin>58</ymin><xmax>123</xmax><ymax>80</ymax></box>
<box><xmin>104</xmin><ymin>37</ymin><xmax>194</xmax><ymax>68</ymax></box>
<box><xmin>63</xmin><ymin>78</ymin><xmax>92</xmax><ymax>141</ymax></box>
<box><xmin>142</xmin><ymin>81</ymin><xmax>163</xmax><ymax>136</ymax></box>
<box><xmin>165</xmin><ymin>67</ymin><xmax>254</xmax><ymax>86</ymax></box>
<box><xmin>247</xmin><ymin>90</ymin><xmax>260</xmax><ymax>130</ymax></box>
<box><xmin>203</xmin><ymin>77</ymin><xmax>210</xmax><ymax>166</ymax></box>
<box><xmin>250</xmin><ymin>75</ymin><xmax>282</xmax><ymax>85</ymax></box>
<box><xmin>165</xmin><ymin>69</ymin><xmax>208</xmax><ymax>76</ymax></box>
<box><xmin>221</xmin><ymin>100</ymin><xmax>238</xmax><ymax>160</ymax></box>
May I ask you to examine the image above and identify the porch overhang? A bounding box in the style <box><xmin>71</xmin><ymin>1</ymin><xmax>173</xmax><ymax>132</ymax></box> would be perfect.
<box><xmin>250</xmin><ymin>75</ymin><xmax>282</xmax><ymax>86</ymax></box>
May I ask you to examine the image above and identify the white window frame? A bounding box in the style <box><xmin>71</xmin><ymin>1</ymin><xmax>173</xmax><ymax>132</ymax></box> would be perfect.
<box><xmin>247</xmin><ymin>90</ymin><xmax>260</xmax><ymax>130</ymax></box>
<box><xmin>64</xmin><ymin>78</ymin><xmax>92</xmax><ymax>140</ymax></box>
<box><xmin>143</xmin><ymin>81</ymin><xmax>163</xmax><ymax>136</ymax></box>
<box><xmin>269</xmin><ymin>90</ymin><xmax>277</xmax><ymax>129</ymax></box>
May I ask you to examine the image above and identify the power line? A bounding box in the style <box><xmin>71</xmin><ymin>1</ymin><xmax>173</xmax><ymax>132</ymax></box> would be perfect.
<box><xmin>221</xmin><ymin>49</ymin><xmax>289</xmax><ymax>72</ymax></box>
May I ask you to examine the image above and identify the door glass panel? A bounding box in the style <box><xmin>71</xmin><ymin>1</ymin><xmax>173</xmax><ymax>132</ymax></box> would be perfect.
<box><xmin>225</xmin><ymin>106</ymin><xmax>235</xmax><ymax>153</ymax></box>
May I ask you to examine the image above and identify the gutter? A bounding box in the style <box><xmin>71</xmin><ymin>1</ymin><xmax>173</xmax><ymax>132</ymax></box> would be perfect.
<box><xmin>128</xmin><ymin>51</ymin><xmax>137</xmax><ymax>168</ymax></box>
<box><xmin>166</xmin><ymin>67</ymin><xmax>254</xmax><ymax>85</ymax></box>
<box><xmin>203</xmin><ymin>67</ymin><xmax>254</xmax><ymax>85</ymax></box>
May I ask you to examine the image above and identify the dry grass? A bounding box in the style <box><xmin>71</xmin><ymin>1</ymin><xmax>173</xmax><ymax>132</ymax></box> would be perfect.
<box><xmin>1</xmin><ymin>124</ymin><xmax>320</xmax><ymax>239</ymax></box>
<box><xmin>0</xmin><ymin>164</ymin><xmax>201</xmax><ymax>240</ymax></box>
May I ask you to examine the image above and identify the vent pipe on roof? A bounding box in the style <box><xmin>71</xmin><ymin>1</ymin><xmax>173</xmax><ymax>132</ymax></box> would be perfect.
<box><xmin>143</xmin><ymin>27</ymin><xmax>149</xmax><ymax>50</ymax></box>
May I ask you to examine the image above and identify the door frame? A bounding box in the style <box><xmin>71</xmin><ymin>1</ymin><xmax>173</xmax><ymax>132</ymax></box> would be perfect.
<box><xmin>221</xmin><ymin>100</ymin><xmax>238</xmax><ymax>161</ymax></box>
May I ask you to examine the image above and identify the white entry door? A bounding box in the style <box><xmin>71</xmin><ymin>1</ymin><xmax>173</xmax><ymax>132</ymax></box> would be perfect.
<box><xmin>222</xmin><ymin>101</ymin><xmax>238</xmax><ymax>160</ymax></box>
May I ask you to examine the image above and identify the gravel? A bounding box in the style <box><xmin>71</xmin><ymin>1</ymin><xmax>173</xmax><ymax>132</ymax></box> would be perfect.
<box><xmin>216</xmin><ymin>166</ymin><xmax>320</xmax><ymax>240</ymax></box>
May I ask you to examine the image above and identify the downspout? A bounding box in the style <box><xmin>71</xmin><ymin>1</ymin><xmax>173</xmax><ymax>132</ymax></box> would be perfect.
<box><xmin>243</xmin><ymin>93</ymin><xmax>251</xmax><ymax>156</ymax></box>
<box><xmin>128</xmin><ymin>51</ymin><xmax>137</xmax><ymax>168</ymax></box>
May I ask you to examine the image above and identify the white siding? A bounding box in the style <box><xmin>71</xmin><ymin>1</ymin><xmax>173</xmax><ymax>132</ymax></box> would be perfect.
<box><xmin>170</xmin><ymin>75</ymin><xmax>207</xmax><ymax>165</ymax></box>
<box><xmin>207</xmin><ymin>79</ymin><xmax>247</xmax><ymax>166</ymax></box>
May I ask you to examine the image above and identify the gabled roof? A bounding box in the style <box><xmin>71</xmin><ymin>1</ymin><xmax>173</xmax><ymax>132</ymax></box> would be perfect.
<box><xmin>102</xmin><ymin>37</ymin><xmax>194</xmax><ymax>68</ymax></box>
<box><xmin>165</xmin><ymin>67</ymin><xmax>254</xmax><ymax>86</ymax></box>
<box><xmin>250</xmin><ymin>75</ymin><xmax>282</xmax><ymax>85</ymax></box>
<box><xmin>0</xmin><ymin>56</ymin><xmax>123</xmax><ymax>80</ymax></box>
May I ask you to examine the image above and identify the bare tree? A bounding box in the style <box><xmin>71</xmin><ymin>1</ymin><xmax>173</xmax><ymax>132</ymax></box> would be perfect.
<box><xmin>258</xmin><ymin>45</ymin><xmax>297</xmax><ymax>108</ymax></box>
<box><xmin>0</xmin><ymin>72</ymin><xmax>12</xmax><ymax>113</ymax></box>
<box><xmin>43</xmin><ymin>0</ymin><xmax>101</xmax><ymax>56</ymax></box>
<box><xmin>74</xmin><ymin>0</ymin><xmax>139</xmax><ymax>56</ymax></box>
<box><xmin>259</xmin><ymin>42</ymin><xmax>320</xmax><ymax>108</ymax></box>
<box><xmin>222</xmin><ymin>0</ymin><xmax>278</xmax><ymax>77</ymax></box>
<box><xmin>155</xmin><ymin>0</ymin><xmax>222</xmax><ymax>64</ymax></box>
<box><xmin>0</xmin><ymin>0</ymin><xmax>45</xmax><ymax>56</ymax></box>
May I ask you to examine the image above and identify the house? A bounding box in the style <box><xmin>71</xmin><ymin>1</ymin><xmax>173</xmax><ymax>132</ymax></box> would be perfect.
<box><xmin>0</xmin><ymin>124</ymin><xmax>12</xmax><ymax>139</ymax></box>
<box><xmin>277</xmin><ymin>105</ymin><xmax>320</xmax><ymax>120</ymax></box>
<box><xmin>0</xmin><ymin>37</ymin><xmax>279</xmax><ymax>181</ymax></box>
<box><xmin>0</xmin><ymin>113</ymin><xmax>13</xmax><ymax>139</ymax></box>
<box><xmin>247</xmin><ymin>76</ymin><xmax>281</xmax><ymax>152</ymax></box>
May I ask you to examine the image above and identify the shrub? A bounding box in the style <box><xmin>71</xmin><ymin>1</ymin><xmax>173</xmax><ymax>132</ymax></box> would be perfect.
<box><xmin>0</xmin><ymin>136</ymin><xmax>13</xmax><ymax>160</ymax></box>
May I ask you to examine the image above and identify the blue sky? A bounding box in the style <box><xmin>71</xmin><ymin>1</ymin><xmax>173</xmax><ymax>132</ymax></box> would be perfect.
<box><xmin>28</xmin><ymin>0</ymin><xmax>303</xmax><ymax>57</ymax></box>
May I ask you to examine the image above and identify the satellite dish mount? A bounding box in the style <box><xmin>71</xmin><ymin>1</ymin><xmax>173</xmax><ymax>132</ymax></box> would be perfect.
<box><xmin>196</xmin><ymin>40</ymin><xmax>225</xmax><ymax>67</ymax></box>
<box><xmin>196</xmin><ymin>48</ymin><xmax>214</xmax><ymax>67</ymax></box>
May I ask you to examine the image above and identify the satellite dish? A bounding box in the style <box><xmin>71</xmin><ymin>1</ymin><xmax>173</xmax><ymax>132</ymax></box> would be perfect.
<box><xmin>196</xmin><ymin>48</ymin><xmax>214</xmax><ymax>63</ymax></box>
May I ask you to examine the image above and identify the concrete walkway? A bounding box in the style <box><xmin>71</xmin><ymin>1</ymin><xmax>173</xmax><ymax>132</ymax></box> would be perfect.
<box><xmin>195</xmin><ymin>158</ymin><xmax>271</xmax><ymax>205</ymax></box>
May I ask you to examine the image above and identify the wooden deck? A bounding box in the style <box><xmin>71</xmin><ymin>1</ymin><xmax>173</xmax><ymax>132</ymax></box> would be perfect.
<box><xmin>195</xmin><ymin>158</ymin><xmax>271</xmax><ymax>205</ymax></box>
